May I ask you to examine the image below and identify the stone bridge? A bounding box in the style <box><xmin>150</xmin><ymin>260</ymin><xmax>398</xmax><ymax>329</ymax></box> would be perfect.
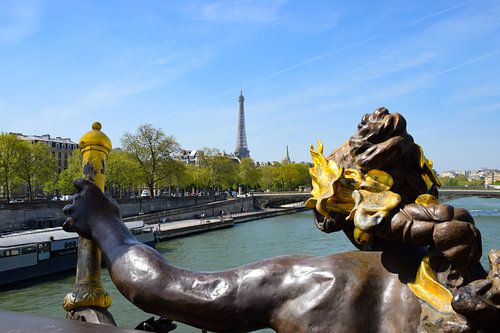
<box><xmin>253</xmin><ymin>189</ymin><xmax>500</xmax><ymax>208</ymax></box>
<box><xmin>252</xmin><ymin>192</ymin><xmax>311</xmax><ymax>208</ymax></box>
<box><xmin>438</xmin><ymin>189</ymin><xmax>500</xmax><ymax>201</ymax></box>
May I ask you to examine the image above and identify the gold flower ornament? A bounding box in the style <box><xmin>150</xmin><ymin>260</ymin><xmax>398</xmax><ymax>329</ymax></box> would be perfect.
<box><xmin>305</xmin><ymin>141</ymin><xmax>343</xmax><ymax>218</ymax></box>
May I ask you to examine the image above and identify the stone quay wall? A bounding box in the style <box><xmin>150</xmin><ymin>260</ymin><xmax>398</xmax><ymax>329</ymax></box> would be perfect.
<box><xmin>123</xmin><ymin>197</ymin><xmax>255</xmax><ymax>225</ymax></box>
<box><xmin>0</xmin><ymin>195</ymin><xmax>226</xmax><ymax>232</ymax></box>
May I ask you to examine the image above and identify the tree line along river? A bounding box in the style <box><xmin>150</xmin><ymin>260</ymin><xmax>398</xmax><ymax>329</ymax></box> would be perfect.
<box><xmin>0</xmin><ymin>197</ymin><xmax>499</xmax><ymax>333</ymax></box>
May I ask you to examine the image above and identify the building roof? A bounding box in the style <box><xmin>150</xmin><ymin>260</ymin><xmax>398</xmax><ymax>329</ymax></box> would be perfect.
<box><xmin>0</xmin><ymin>227</ymin><xmax>75</xmax><ymax>248</ymax></box>
<box><xmin>0</xmin><ymin>221</ymin><xmax>145</xmax><ymax>248</ymax></box>
<box><xmin>13</xmin><ymin>133</ymin><xmax>77</xmax><ymax>144</ymax></box>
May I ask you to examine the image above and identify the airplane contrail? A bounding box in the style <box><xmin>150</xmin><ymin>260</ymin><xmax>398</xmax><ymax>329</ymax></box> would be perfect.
<box><xmin>153</xmin><ymin>0</ymin><xmax>480</xmax><ymax>122</ymax></box>
<box><xmin>244</xmin><ymin>33</ymin><xmax>385</xmax><ymax>87</ymax></box>
<box><xmin>244</xmin><ymin>0</ymin><xmax>475</xmax><ymax>87</ymax></box>
<box><xmin>408</xmin><ymin>0</ymin><xmax>473</xmax><ymax>26</ymax></box>
<box><xmin>430</xmin><ymin>50</ymin><xmax>500</xmax><ymax>78</ymax></box>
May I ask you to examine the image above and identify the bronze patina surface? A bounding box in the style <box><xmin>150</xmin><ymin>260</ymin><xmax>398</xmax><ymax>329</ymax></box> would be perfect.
<box><xmin>307</xmin><ymin>109</ymin><xmax>483</xmax><ymax>292</ymax></box>
<box><xmin>63</xmin><ymin>109</ymin><xmax>499</xmax><ymax>332</ymax></box>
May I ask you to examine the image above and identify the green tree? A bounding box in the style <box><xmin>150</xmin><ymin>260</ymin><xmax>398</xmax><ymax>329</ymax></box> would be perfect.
<box><xmin>438</xmin><ymin>177</ymin><xmax>455</xmax><ymax>187</ymax></box>
<box><xmin>273</xmin><ymin>163</ymin><xmax>299</xmax><ymax>191</ymax></box>
<box><xmin>290</xmin><ymin>163</ymin><xmax>311</xmax><ymax>190</ymax></box>
<box><xmin>238</xmin><ymin>157</ymin><xmax>260</xmax><ymax>190</ymax></box>
<box><xmin>15</xmin><ymin>141</ymin><xmax>57</xmax><ymax>202</ymax></box>
<box><xmin>199</xmin><ymin>147</ymin><xmax>221</xmax><ymax>158</ymax></box>
<box><xmin>177</xmin><ymin>149</ymin><xmax>240</xmax><ymax>192</ymax></box>
<box><xmin>257</xmin><ymin>162</ymin><xmax>311</xmax><ymax>192</ymax></box>
<box><xmin>157</xmin><ymin>159</ymin><xmax>187</xmax><ymax>195</ymax></box>
<box><xmin>189</xmin><ymin>148</ymin><xmax>239</xmax><ymax>191</ymax></box>
<box><xmin>107</xmin><ymin>149</ymin><xmax>143</xmax><ymax>198</ymax></box>
<box><xmin>207</xmin><ymin>156</ymin><xmax>238</xmax><ymax>190</ymax></box>
<box><xmin>43</xmin><ymin>176</ymin><xmax>59</xmax><ymax>199</ymax></box>
<box><xmin>0</xmin><ymin>133</ymin><xmax>23</xmax><ymax>202</ymax></box>
<box><xmin>258</xmin><ymin>165</ymin><xmax>276</xmax><ymax>191</ymax></box>
<box><xmin>57</xmin><ymin>150</ymin><xmax>82</xmax><ymax>195</ymax></box>
<box><xmin>454</xmin><ymin>175</ymin><xmax>468</xmax><ymax>186</ymax></box>
<box><xmin>122</xmin><ymin>124</ymin><xmax>180</xmax><ymax>197</ymax></box>
<box><xmin>438</xmin><ymin>175</ymin><xmax>485</xmax><ymax>187</ymax></box>
<box><xmin>184</xmin><ymin>163</ymin><xmax>212</xmax><ymax>191</ymax></box>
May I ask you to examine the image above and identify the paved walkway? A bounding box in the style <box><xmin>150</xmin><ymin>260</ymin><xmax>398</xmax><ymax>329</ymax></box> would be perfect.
<box><xmin>154</xmin><ymin>218</ymin><xmax>230</xmax><ymax>231</ymax></box>
<box><xmin>147</xmin><ymin>208</ymin><xmax>308</xmax><ymax>235</ymax></box>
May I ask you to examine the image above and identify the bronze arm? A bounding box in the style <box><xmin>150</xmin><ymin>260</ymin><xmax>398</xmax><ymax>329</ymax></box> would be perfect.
<box><xmin>63</xmin><ymin>180</ymin><xmax>309</xmax><ymax>332</ymax></box>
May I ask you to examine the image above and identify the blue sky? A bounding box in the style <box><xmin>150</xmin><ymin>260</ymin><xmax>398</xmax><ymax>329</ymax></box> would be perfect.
<box><xmin>0</xmin><ymin>0</ymin><xmax>499</xmax><ymax>171</ymax></box>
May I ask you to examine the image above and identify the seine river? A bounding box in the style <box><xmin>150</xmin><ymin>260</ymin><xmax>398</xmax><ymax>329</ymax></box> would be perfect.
<box><xmin>0</xmin><ymin>197</ymin><xmax>499</xmax><ymax>332</ymax></box>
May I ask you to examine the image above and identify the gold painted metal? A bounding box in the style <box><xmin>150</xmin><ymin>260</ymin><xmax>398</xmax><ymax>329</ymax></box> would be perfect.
<box><xmin>63</xmin><ymin>122</ymin><xmax>112</xmax><ymax>312</ymax></box>
<box><xmin>360</xmin><ymin>170</ymin><xmax>394</xmax><ymax>191</ymax></box>
<box><xmin>417</xmin><ymin>145</ymin><xmax>442</xmax><ymax>189</ymax></box>
<box><xmin>307</xmin><ymin>139</ymin><xmax>455</xmax><ymax>310</ymax></box>
<box><xmin>305</xmin><ymin>141</ymin><xmax>343</xmax><ymax>218</ymax></box>
<box><xmin>345</xmin><ymin>169</ymin><xmax>401</xmax><ymax>234</ymax></box>
<box><xmin>408</xmin><ymin>256</ymin><xmax>453</xmax><ymax>314</ymax></box>
<box><xmin>306</xmin><ymin>141</ymin><xmax>402</xmax><ymax>244</ymax></box>
<box><xmin>415</xmin><ymin>194</ymin><xmax>439</xmax><ymax>206</ymax></box>
<box><xmin>348</xmin><ymin>189</ymin><xmax>401</xmax><ymax>232</ymax></box>
<box><xmin>353</xmin><ymin>227</ymin><xmax>372</xmax><ymax>245</ymax></box>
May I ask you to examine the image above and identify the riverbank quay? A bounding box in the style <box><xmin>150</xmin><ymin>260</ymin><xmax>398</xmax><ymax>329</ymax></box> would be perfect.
<box><xmin>1</xmin><ymin>192</ymin><xmax>309</xmax><ymax>233</ymax></box>
<box><xmin>2</xmin><ymin>189</ymin><xmax>499</xmax><ymax>233</ymax></box>
<box><xmin>0</xmin><ymin>310</ymin><xmax>140</xmax><ymax>333</ymax></box>
<box><xmin>146</xmin><ymin>206</ymin><xmax>310</xmax><ymax>241</ymax></box>
<box><xmin>232</xmin><ymin>206</ymin><xmax>309</xmax><ymax>224</ymax></box>
<box><xmin>0</xmin><ymin>194</ymin><xmax>226</xmax><ymax>233</ymax></box>
<box><xmin>123</xmin><ymin>196</ymin><xmax>255</xmax><ymax>225</ymax></box>
<box><xmin>154</xmin><ymin>217</ymin><xmax>235</xmax><ymax>240</ymax></box>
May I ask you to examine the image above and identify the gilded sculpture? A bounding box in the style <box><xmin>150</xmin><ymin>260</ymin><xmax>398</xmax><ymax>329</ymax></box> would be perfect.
<box><xmin>63</xmin><ymin>109</ymin><xmax>499</xmax><ymax>332</ymax></box>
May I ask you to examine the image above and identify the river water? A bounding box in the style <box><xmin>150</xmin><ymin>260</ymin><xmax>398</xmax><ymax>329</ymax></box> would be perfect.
<box><xmin>0</xmin><ymin>197</ymin><xmax>499</xmax><ymax>332</ymax></box>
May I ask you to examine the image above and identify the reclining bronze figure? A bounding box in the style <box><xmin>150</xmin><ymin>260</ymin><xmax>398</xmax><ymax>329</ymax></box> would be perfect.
<box><xmin>63</xmin><ymin>108</ymin><xmax>499</xmax><ymax>332</ymax></box>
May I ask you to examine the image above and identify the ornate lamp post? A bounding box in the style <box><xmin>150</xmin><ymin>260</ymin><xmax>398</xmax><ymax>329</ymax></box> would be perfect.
<box><xmin>63</xmin><ymin>122</ymin><xmax>115</xmax><ymax>325</ymax></box>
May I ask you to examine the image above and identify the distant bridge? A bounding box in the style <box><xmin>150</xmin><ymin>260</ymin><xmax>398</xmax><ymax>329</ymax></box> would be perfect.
<box><xmin>251</xmin><ymin>192</ymin><xmax>311</xmax><ymax>208</ymax></box>
<box><xmin>438</xmin><ymin>189</ymin><xmax>500</xmax><ymax>201</ymax></box>
<box><xmin>252</xmin><ymin>189</ymin><xmax>500</xmax><ymax>208</ymax></box>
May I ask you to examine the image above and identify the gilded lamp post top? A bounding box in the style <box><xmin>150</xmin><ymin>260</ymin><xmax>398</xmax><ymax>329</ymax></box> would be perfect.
<box><xmin>79</xmin><ymin>122</ymin><xmax>112</xmax><ymax>154</ymax></box>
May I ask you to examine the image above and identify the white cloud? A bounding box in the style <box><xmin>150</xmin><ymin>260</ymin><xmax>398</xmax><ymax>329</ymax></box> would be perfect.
<box><xmin>37</xmin><ymin>50</ymin><xmax>213</xmax><ymax>126</ymax></box>
<box><xmin>352</xmin><ymin>50</ymin><xmax>436</xmax><ymax>82</ymax></box>
<box><xmin>187</xmin><ymin>0</ymin><xmax>287</xmax><ymax>23</ymax></box>
<box><xmin>54</xmin><ymin>79</ymin><xmax>161</xmax><ymax>116</ymax></box>
<box><xmin>0</xmin><ymin>0</ymin><xmax>45</xmax><ymax>44</ymax></box>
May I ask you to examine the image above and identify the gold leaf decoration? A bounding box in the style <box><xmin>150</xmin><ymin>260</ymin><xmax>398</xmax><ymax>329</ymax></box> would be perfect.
<box><xmin>305</xmin><ymin>141</ymin><xmax>343</xmax><ymax>218</ymax></box>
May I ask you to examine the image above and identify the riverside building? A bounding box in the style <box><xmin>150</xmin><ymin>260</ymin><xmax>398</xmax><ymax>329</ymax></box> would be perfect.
<box><xmin>14</xmin><ymin>133</ymin><xmax>78</xmax><ymax>172</ymax></box>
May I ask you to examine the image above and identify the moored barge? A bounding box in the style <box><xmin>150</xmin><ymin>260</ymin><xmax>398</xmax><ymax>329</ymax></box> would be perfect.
<box><xmin>0</xmin><ymin>221</ymin><xmax>155</xmax><ymax>287</ymax></box>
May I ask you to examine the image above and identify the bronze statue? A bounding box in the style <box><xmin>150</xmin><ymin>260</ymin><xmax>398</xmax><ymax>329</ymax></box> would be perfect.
<box><xmin>63</xmin><ymin>108</ymin><xmax>499</xmax><ymax>332</ymax></box>
<box><xmin>306</xmin><ymin>108</ymin><xmax>483</xmax><ymax>290</ymax></box>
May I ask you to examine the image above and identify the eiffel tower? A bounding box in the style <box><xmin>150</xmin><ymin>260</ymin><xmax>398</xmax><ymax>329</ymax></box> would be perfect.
<box><xmin>234</xmin><ymin>90</ymin><xmax>250</xmax><ymax>159</ymax></box>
